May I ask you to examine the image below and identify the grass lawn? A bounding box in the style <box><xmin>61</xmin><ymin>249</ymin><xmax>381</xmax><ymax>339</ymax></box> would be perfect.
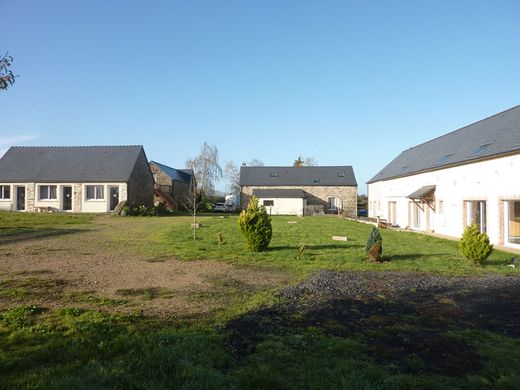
<box><xmin>1</xmin><ymin>212</ymin><xmax>519</xmax><ymax>388</ymax></box>
<box><xmin>105</xmin><ymin>213</ymin><xmax>516</xmax><ymax>276</ymax></box>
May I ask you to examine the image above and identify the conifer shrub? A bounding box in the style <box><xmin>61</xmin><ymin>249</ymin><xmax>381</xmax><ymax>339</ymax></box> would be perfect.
<box><xmin>365</xmin><ymin>226</ymin><xmax>383</xmax><ymax>262</ymax></box>
<box><xmin>238</xmin><ymin>196</ymin><xmax>272</xmax><ymax>252</ymax></box>
<box><xmin>460</xmin><ymin>224</ymin><xmax>493</xmax><ymax>265</ymax></box>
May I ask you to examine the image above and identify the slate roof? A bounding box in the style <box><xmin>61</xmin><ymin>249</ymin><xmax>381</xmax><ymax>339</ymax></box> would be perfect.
<box><xmin>368</xmin><ymin>105</ymin><xmax>520</xmax><ymax>183</ymax></box>
<box><xmin>150</xmin><ymin>161</ymin><xmax>193</xmax><ymax>183</ymax></box>
<box><xmin>0</xmin><ymin>145</ymin><xmax>145</xmax><ymax>183</ymax></box>
<box><xmin>253</xmin><ymin>189</ymin><xmax>306</xmax><ymax>198</ymax></box>
<box><xmin>240</xmin><ymin>166</ymin><xmax>357</xmax><ymax>186</ymax></box>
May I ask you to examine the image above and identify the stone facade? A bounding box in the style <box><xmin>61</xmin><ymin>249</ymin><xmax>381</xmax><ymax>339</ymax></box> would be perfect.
<box><xmin>149</xmin><ymin>162</ymin><xmax>195</xmax><ymax>210</ymax></box>
<box><xmin>241</xmin><ymin>185</ymin><xmax>358</xmax><ymax>217</ymax></box>
<box><xmin>127</xmin><ymin>149</ymin><xmax>154</xmax><ymax>207</ymax></box>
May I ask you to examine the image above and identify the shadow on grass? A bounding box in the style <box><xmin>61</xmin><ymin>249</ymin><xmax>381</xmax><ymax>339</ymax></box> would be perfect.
<box><xmin>224</xmin><ymin>271</ymin><xmax>520</xmax><ymax>378</ymax></box>
<box><xmin>0</xmin><ymin>227</ymin><xmax>87</xmax><ymax>245</ymax></box>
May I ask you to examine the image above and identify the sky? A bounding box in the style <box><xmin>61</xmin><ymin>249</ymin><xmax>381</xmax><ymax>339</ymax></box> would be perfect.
<box><xmin>2</xmin><ymin>0</ymin><xmax>519</xmax><ymax>194</ymax></box>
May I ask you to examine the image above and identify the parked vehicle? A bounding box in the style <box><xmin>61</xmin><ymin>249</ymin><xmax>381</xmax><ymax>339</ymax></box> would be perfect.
<box><xmin>213</xmin><ymin>202</ymin><xmax>226</xmax><ymax>212</ymax></box>
<box><xmin>358</xmin><ymin>208</ymin><xmax>368</xmax><ymax>217</ymax></box>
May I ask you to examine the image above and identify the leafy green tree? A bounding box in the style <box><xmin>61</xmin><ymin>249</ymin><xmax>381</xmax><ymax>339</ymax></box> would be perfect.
<box><xmin>460</xmin><ymin>224</ymin><xmax>493</xmax><ymax>265</ymax></box>
<box><xmin>238</xmin><ymin>196</ymin><xmax>272</xmax><ymax>252</ymax></box>
<box><xmin>0</xmin><ymin>53</ymin><xmax>17</xmax><ymax>91</ymax></box>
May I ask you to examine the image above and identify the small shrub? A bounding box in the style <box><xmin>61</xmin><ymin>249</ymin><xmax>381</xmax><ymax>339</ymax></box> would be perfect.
<box><xmin>238</xmin><ymin>196</ymin><xmax>272</xmax><ymax>252</ymax></box>
<box><xmin>216</xmin><ymin>232</ymin><xmax>226</xmax><ymax>245</ymax></box>
<box><xmin>460</xmin><ymin>224</ymin><xmax>493</xmax><ymax>265</ymax></box>
<box><xmin>365</xmin><ymin>226</ymin><xmax>383</xmax><ymax>262</ymax></box>
<box><xmin>296</xmin><ymin>243</ymin><xmax>306</xmax><ymax>259</ymax></box>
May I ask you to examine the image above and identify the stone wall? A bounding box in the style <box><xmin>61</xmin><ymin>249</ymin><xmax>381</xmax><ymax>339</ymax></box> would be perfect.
<box><xmin>26</xmin><ymin>183</ymin><xmax>35</xmax><ymax>212</ymax></box>
<box><xmin>73</xmin><ymin>183</ymin><xmax>82</xmax><ymax>212</ymax></box>
<box><xmin>241</xmin><ymin>185</ymin><xmax>358</xmax><ymax>217</ymax></box>
<box><xmin>127</xmin><ymin>150</ymin><xmax>154</xmax><ymax>207</ymax></box>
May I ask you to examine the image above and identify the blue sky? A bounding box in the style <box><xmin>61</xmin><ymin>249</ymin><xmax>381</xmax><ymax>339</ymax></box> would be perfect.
<box><xmin>2</xmin><ymin>1</ymin><xmax>519</xmax><ymax>193</ymax></box>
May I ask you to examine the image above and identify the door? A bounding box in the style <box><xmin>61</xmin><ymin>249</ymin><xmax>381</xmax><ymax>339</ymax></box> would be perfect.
<box><xmin>16</xmin><ymin>187</ymin><xmax>25</xmax><ymax>211</ymax></box>
<box><xmin>109</xmin><ymin>186</ymin><xmax>119</xmax><ymax>211</ymax></box>
<box><xmin>62</xmin><ymin>186</ymin><xmax>72</xmax><ymax>211</ymax></box>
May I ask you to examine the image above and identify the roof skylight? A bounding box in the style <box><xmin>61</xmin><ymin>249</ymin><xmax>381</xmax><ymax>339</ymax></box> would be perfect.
<box><xmin>471</xmin><ymin>142</ymin><xmax>493</xmax><ymax>157</ymax></box>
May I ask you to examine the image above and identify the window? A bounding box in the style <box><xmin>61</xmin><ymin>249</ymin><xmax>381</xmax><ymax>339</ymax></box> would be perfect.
<box><xmin>269</xmin><ymin>172</ymin><xmax>279</xmax><ymax>178</ymax></box>
<box><xmin>507</xmin><ymin>200</ymin><xmax>520</xmax><ymax>245</ymax></box>
<box><xmin>39</xmin><ymin>185</ymin><xmax>57</xmax><ymax>200</ymax></box>
<box><xmin>337</xmin><ymin>172</ymin><xmax>346</xmax><ymax>178</ymax></box>
<box><xmin>0</xmin><ymin>185</ymin><xmax>10</xmax><ymax>199</ymax></box>
<box><xmin>466</xmin><ymin>201</ymin><xmax>486</xmax><ymax>233</ymax></box>
<box><xmin>86</xmin><ymin>185</ymin><xmax>104</xmax><ymax>200</ymax></box>
<box><xmin>263</xmin><ymin>200</ymin><xmax>274</xmax><ymax>207</ymax></box>
<box><xmin>313</xmin><ymin>178</ymin><xmax>320</xmax><ymax>184</ymax></box>
<box><xmin>328</xmin><ymin>197</ymin><xmax>338</xmax><ymax>210</ymax></box>
<box><xmin>471</xmin><ymin>142</ymin><xmax>493</xmax><ymax>157</ymax></box>
<box><xmin>434</xmin><ymin>154</ymin><xmax>454</xmax><ymax>166</ymax></box>
<box><xmin>438</xmin><ymin>200</ymin><xmax>444</xmax><ymax>214</ymax></box>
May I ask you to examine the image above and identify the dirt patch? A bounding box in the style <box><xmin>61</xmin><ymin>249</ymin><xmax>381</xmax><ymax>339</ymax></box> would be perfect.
<box><xmin>0</xmin><ymin>222</ymin><xmax>291</xmax><ymax>319</ymax></box>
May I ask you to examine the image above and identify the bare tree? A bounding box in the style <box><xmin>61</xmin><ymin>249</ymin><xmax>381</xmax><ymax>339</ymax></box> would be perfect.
<box><xmin>186</xmin><ymin>142</ymin><xmax>222</xmax><ymax>195</ymax></box>
<box><xmin>183</xmin><ymin>193</ymin><xmax>204</xmax><ymax>240</ymax></box>
<box><xmin>248</xmin><ymin>159</ymin><xmax>264</xmax><ymax>166</ymax></box>
<box><xmin>224</xmin><ymin>160</ymin><xmax>240</xmax><ymax>196</ymax></box>
<box><xmin>303</xmin><ymin>156</ymin><xmax>317</xmax><ymax>166</ymax></box>
<box><xmin>0</xmin><ymin>53</ymin><xmax>17</xmax><ymax>91</ymax></box>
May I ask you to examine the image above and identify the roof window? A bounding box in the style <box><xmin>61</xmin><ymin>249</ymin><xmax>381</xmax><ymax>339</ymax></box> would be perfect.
<box><xmin>269</xmin><ymin>172</ymin><xmax>279</xmax><ymax>178</ymax></box>
<box><xmin>400</xmin><ymin>166</ymin><xmax>408</xmax><ymax>173</ymax></box>
<box><xmin>471</xmin><ymin>142</ymin><xmax>493</xmax><ymax>157</ymax></box>
<box><xmin>434</xmin><ymin>153</ymin><xmax>454</xmax><ymax>166</ymax></box>
<box><xmin>313</xmin><ymin>178</ymin><xmax>320</xmax><ymax>184</ymax></box>
<box><xmin>337</xmin><ymin>172</ymin><xmax>346</xmax><ymax>178</ymax></box>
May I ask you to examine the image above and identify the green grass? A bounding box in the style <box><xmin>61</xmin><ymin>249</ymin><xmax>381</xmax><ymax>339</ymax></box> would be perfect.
<box><xmin>1</xmin><ymin>212</ymin><xmax>520</xmax><ymax>388</ymax></box>
<box><xmin>106</xmin><ymin>214</ymin><xmax>517</xmax><ymax>276</ymax></box>
<box><xmin>1</xmin><ymin>306</ymin><xmax>519</xmax><ymax>389</ymax></box>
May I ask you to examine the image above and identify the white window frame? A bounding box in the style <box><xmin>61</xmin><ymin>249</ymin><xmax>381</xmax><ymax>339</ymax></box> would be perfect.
<box><xmin>466</xmin><ymin>200</ymin><xmax>486</xmax><ymax>233</ymax></box>
<box><xmin>263</xmin><ymin>199</ymin><xmax>274</xmax><ymax>207</ymax></box>
<box><xmin>0</xmin><ymin>185</ymin><xmax>10</xmax><ymax>200</ymax></box>
<box><xmin>85</xmin><ymin>185</ymin><xmax>105</xmax><ymax>201</ymax></box>
<box><xmin>39</xmin><ymin>185</ymin><xmax>57</xmax><ymax>200</ymax></box>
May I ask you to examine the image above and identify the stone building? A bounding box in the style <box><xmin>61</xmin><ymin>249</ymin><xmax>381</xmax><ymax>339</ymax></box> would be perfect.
<box><xmin>240</xmin><ymin>166</ymin><xmax>358</xmax><ymax>217</ymax></box>
<box><xmin>149</xmin><ymin>161</ymin><xmax>196</xmax><ymax>210</ymax></box>
<box><xmin>0</xmin><ymin>145</ymin><xmax>154</xmax><ymax>212</ymax></box>
<box><xmin>367</xmin><ymin>105</ymin><xmax>520</xmax><ymax>249</ymax></box>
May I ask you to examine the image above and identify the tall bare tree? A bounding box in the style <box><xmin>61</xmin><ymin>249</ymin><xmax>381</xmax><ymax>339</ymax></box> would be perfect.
<box><xmin>186</xmin><ymin>142</ymin><xmax>222</xmax><ymax>195</ymax></box>
<box><xmin>224</xmin><ymin>160</ymin><xmax>240</xmax><ymax>196</ymax></box>
<box><xmin>0</xmin><ymin>53</ymin><xmax>17</xmax><ymax>91</ymax></box>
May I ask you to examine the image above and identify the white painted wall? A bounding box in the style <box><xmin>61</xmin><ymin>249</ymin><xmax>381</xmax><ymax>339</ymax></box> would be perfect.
<box><xmin>368</xmin><ymin>154</ymin><xmax>520</xmax><ymax>248</ymax></box>
<box><xmin>0</xmin><ymin>183</ymin><xmax>26</xmax><ymax>211</ymax></box>
<box><xmin>258</xmin><ymin>197</ymin><xmax>305</xmax><ymax>216</ymax></box>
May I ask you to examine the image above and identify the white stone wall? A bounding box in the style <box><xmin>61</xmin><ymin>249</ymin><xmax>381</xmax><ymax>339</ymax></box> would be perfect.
<box><xmin>241</xmin><ymin>185</ymin><xmax>357</xmax><ymax>217</ymax></box>
<box><xmin>367</xmin><ymin>153</ymin><xmax>520</xmax><ymax>248</ymax></box>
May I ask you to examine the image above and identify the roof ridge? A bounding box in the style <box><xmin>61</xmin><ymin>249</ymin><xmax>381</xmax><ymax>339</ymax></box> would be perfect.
<box><xmin>405</xmin><ymin>105</ymin><xmax>520</xmax><ymax>152</ymax></box>
<box><xmin>11</xmin><ymin>145</ymin><xmax>143</xmax><ymax>149</ymax></box>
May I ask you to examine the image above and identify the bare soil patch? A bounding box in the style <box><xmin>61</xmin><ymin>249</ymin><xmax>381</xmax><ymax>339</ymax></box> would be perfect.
<box><xmin>0</xmin><ymin>220</ymin><xmax>291</xmax><ymax>320</ymax></box>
